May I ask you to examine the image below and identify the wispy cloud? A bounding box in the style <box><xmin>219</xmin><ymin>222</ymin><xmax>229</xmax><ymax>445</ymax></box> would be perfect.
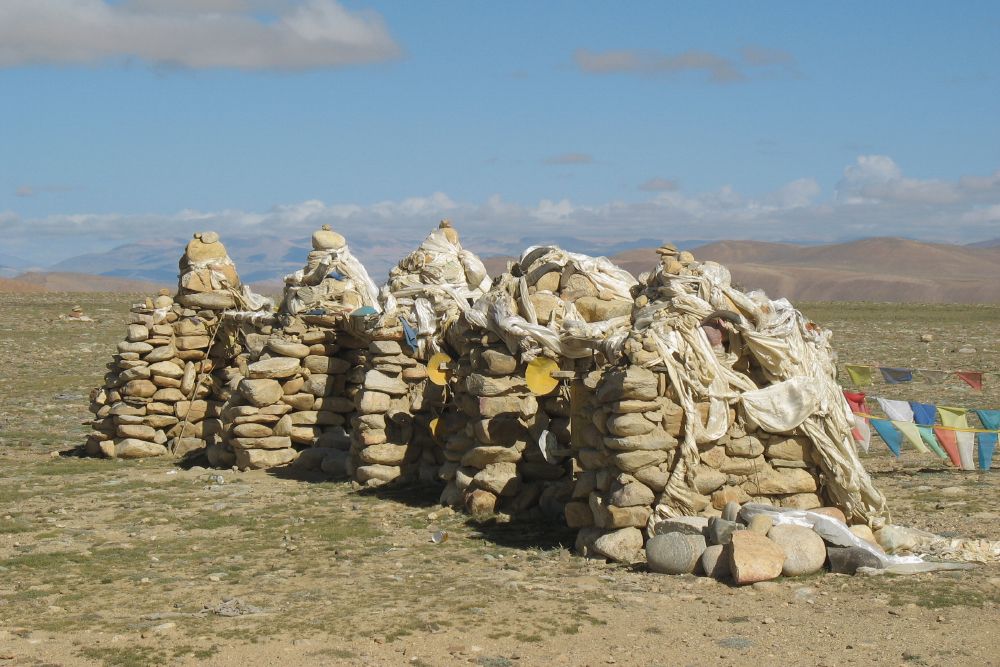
<box><xmin>5</xmin><ymin>157</ymin><xmax>999</xmax><ymax>266</ymax></box>
<box><xmin>572</xmin><ymin>43</ymin><xmax>803</xmax><ymax>83</ymax></box>
<box><xmin>638</xmin><ymin>177</ymin><xmax>678</xmax><ymax>191</ymax></box>
<box><xmin>542</xmin><ymin>153</ymin><xmax>593</xmax><ymax>165</ymax></box>
<box><xmin>0</xmin><ymin>0</ymin><xmax>401</xmax><ymax>70</ymax></box>
<box><xmin>15</xmin><ymin>184</ymin><xmax>86</xmax><ymax>197</ymax></box>
<box><xmin>573</xmin><ymin>47</ymin><xmax>743</xmax><ymax>82</ymax></box>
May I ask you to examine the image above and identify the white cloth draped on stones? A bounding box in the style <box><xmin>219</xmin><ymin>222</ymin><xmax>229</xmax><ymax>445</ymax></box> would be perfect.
<box><xmin>378</xmin><ymin>228</ymin><xmax>492</xmax><ymax>359</ymax></box>
<box><xmin>635</xmin><ymin>259</ymin><xmax>889</xmax><ymax>531</ymax></box>
<box><xmin>283</xmin><ymin>245</ymin><xmax>381</xmax><ymax>317</ymax></box>
<box><xmin>464</xmin><ymin>248</ymin><xmax>637</xmax><ymax>362</ymax></box>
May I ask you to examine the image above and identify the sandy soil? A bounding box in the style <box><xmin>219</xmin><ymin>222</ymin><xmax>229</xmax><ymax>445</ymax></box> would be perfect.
<box><xmin>1</xmin><ymin>293</ymin><xmax>999</xmax><ymax>667</ymax></box>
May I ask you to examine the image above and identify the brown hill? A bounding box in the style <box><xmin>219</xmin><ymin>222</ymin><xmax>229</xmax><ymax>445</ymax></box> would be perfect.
<box><xmin>613</xmin><ymin>239</ymin><xmax>1000</xmax><ymax>303</ymax></box>
<box><xmin>482</xmin><ymin>256</ymin><xmax>516</xmax><ymax>278</ymax></box>
<box><xmin>13</xmin><ymin>272</ymin><xmax>170</xmax><ymax>293</ymax></box>
<box><xmin>0</xmin><ymin>277</ymin><xmax>48</xmax><ymax>292</ymax></box>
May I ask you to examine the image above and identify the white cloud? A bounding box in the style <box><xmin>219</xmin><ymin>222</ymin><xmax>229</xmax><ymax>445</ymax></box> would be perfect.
<box><xmin>834</xmin><ymin>155</ymin><xmax>988</xmax><ymax>205</ymax></box>
<box><xmin>542</xmin><ymin>153</ymin><xmax>594</xmax><ymax>165</ymax></box>
<box><xmin>759</xmin><ymin>177</ymin><xmax>821</xmax><ymax>208</ymax></box>
<box><xmin>573</xmin><ymin>43</ymin><xmax>802</xmax><ymax>83</ymax></box>
<box><xmin>638</xmin><ymin>177</ymin><xmax>679</xmax><ymax>191</ymax></box>
<box><xmin>573</xmin><ymin>47</ymin><xmax>743</xmax><ymax>83</ymax></box>
<box><xmin>4</xmin><ymin>157</ymin><xmax>1000</xmax><ymax>266</ymax></box>
<box><xmin>0</xmin><ymin>0</ymin><xmax>401</xmax><ymax>70</ymax></box>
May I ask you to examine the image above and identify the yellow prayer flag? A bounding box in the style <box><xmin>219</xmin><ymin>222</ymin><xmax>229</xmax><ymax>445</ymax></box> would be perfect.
<box><xmin>938</xmin><ymin>406</ymin><xmax>969</xmax><ymax>429</ymax></box>
<box><xmin>844</xmin><ymin>365</ymin><xmax>873</xmax><ymax>386</ymax></box>
<box><xmin>893</xmin><ymin>421</ymin><xmax>930</xmax><ymax>453</ymax></box>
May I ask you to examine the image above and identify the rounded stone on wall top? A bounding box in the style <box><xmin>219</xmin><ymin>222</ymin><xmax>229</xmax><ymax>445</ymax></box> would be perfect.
<box><xmin>313</xmin><ymin>225</ymin><xmax>346</xmax><ymax>250</ymax></box>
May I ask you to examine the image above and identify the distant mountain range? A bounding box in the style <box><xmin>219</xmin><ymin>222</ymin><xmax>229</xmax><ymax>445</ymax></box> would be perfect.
<box><xmin>6</xmin><ymin>234</ymin><xmax>1000</xmax><ymax>301</ymax></box>
<box><xmin>609</xmin><ymin>238</ymin><xmax>1000</xmax><ymax>302</ymax></box>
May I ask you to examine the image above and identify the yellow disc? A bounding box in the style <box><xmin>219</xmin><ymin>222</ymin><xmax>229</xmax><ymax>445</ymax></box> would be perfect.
<box><xmin>427</xmin><ymin>352</ymin><xmax>453</xmax><ymax>386</ymax></box>
<box><xmin>526</xmin><ymin>357</ymin><xmax>560</xmax><ymax>396</ymax></box>
<box><xmin>428</xmin><ymin>418</ymin><xmax>445</xmax><ymax>445</ymax></box>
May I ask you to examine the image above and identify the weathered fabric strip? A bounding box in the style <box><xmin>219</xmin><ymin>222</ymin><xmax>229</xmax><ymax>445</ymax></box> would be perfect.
<box><xmin>917</xmin><ymin>426</ymin><xmax>948</xmax><ymax>459</ymax></box>
<box><xmin>955</xmin><ymin>372</ymin><xmax>984</xmax><ymax>391</ymax></box>
<box><xmin>918</xmin><ymin>369</ymin><xmax>951</xmax><ymax>384</ymax></box>
<box><xmin>844</xmin><ymin>365</ymin><xmax>873</xmax><ymax>386</ymax></box>
<box><xmin>870</xmin><ymin>418</ymin><xmax>902</xmax><ymax>457</ymax></box>
<box><xmin>877</xmin><ymin>397</ymin><xmax>914</xmax><ymax>422</ymax></box>
<box><xmin>879</xmin><ymin>367</ymin><xmax>913</xmax><ymax>384</ymax></box>
<box><xmin>893</xmin><ymin>421</ymin><xmax>930</xmax><ymax>453</ymax></box>
<box><xmin>934</xmin><ymin>428</ymin><xmax>962</xmax><ymax>467</ymax></box>
<box><xmin>938</xmin><ymin>406</ymin><xmax>969</xmax><ymax>429</ymax></box>
<box><xmin>956</xmin><ymin>431</ymin><xmax>976</xmax><ymax>470</ymax></box>
<box><xmin>910</xmin><ymin>402</ymin><xmax>937</xmax><ymax>426</ymax></box>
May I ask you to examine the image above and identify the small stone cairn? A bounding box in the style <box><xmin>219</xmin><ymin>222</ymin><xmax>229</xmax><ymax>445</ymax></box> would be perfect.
<box><xmin>433</xmin><ymin>246</ymin><xmax>639</xmax><ymax>520</ymax></box>
<box><xmin>86</xmin><ymin>233</ymin><xmax>259</xmax><ymax>460</ymax></box>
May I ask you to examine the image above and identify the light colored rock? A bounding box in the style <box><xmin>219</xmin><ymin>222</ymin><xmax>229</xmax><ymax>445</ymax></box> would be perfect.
<box><xmin>118</xmin><ymin>341</ymin><xmax>154</xmax><ymax>354</ymax></box>
<box><xmin>148</xmin><ymin>361</ymin><xmax>184</xmax><ymax>379</ymax></box>
<box><xmin>597</xmin><ymin>366</ymin><xmax>659</xmax><ymax>403</ymax></box>
<box><xmin>743</xmin><ymin>467</ymin><xmax>818</xmax><ymax>495</ymax></box>
<box><xmin>360</xmin><ymin>443</ymin><xmax>411</xmax><ymax>466</ymax></box>
<box><xmin>312</xmin><ymin>228</ymin><xmax>346</xmax><ymax>250</ymax></box>
<box><xmin>460</xmin><ymin>445</ymin><xmax>522</xmax><ymax>468</ymax></box>
<box><xmin>701</xmin><ymin>544</ymin><xmax>730</xmax><ymax>579</ymax></box>
<box><xmin>765</xmin><ymin>435</ymin><xmax>814</xmax><ymax>462</ymax></box>
<box><xmin>780</xmin><ymin>493</ymin><xmax>823</xmax><ymax>510</ymax></box>
<box><xmin>239</xmin><ymin>378</ymin><xmax>284</xmax><ymax>407</ymax></box>
<box><xmin>116</xmin><ymin>424</ymin><xmax>157</xmax><ymax>440</ymax></box>
<box><xmin>728</xmin><ymin>530</ymin><xmax>786</xmax><ymax>585</ymax></box>
<box><xmin>356</xmin><ymin>464</ymin><xmax>401</xmax><ymax>483</ymax></box>
<box><xmin>574</xmin><ymin>297</ymin><xmax>632</xmax><ymax>323</ymax></box>
<box><xmin>748</xmin><ymin>514</ymin><xmax>773</xmax><ymax>535</ymax></box>
<box><xmin>357</xmin><ymin>391</ymin><xmax>392</xmax><ymax>414</ymax></box>
<box><xmin>114</xmin><ymin>439</ymin><xmax>168</xmax><ymax>459</ymax></box>
<box><xmin>232</xmin><ymin>423</ymin><xmax>273</xmax><ymax>438</ymax></box>
<box><xmin>303</xmin><ymin>355</ymin><xmax>351</xmax><ymax>374</ymax></box>
<box><xmin>811</xmin><ymin>507</ymin><xmax>847</xmax><ymax>523</ymax></box>
<box><xmin>363</xmin><ymin>370</ymin><xmax>408</xmax><ymax>395</ymax></box>
<box><xmin>592</xmin><ymin>527</ymin><xmax>644</xmax><ymax>562</ymax></box>
<box><xmin>603</xmin><ymin>428</ymin><xmax>677</xmax><ymax>451</ymax></box>
<box><xmin>465</xmin><ymin>488</ymin><xmax>498</xmax><ymax>516</ymax></box>
<box><xmin>609</xmin><ymin>449</ymin><xmax>669</xmax><ymax>473</ymax></box>
<box><xmin>123</xmin><ymin>379</ymin><xmax>157</xmax><ymax>398</ymax></box>
<box><xmin>726</xmin><ymin>436</ymin><xmax>764</xmax><ymax>457</ymax></box>
<box><xmin>268</xmin><ymin>340</ymin><xmax>311</xmax><ymax>358</ymax></box>
<box><xmin>235</xmin><ymin>447</ymin><xmax>297</xmax><ymax>470</ymax></box>
<box><xmin>693</xmin><ymin>466</ymin><xmax>727</xmax><ymax>495</ymax></box>
<box><xmin>126</xmin><ymin>324</ymin><xmax>149</xmax><ymax>342</ymax></box>
<box><xmin>473</xmin><ymin>462</ymin><xmax>520</xmax><ymax>496</ymax></box>
<box><xmin>767</xmin><ymin>524</ymin><xmax>826</xmax><ymax>576</ymax></box>
<box><xmin>608</xmin><ymin>480</ymin><xmax>655</xmax><ymax>507</ymax></box>
<box><xmin>646</xmin><ymin>533</ymin><xmax>707</xmax><ymax>575</ymax></box>
<box><xmin>653</xmin><ymin>516</ymin><xmax>708</xmax><ymax>536</ymax></box>
<box><xmin>247</xmin><ymin>357</ymin><xmax>300</xmax><ymax>379</ymax></box>
<box><xmin>606</xmin><ymin>411</ymin><xmax>657</xmax><ymax>437</ymax></box>
<box><xmin>633</xmin><ymin>464</ymin><xmax>670</xmax><ymax>491</ymax></box>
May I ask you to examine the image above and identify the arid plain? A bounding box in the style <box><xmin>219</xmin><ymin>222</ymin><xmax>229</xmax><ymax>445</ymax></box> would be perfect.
<box><xmin>1</xmin><ymin>292</ymin><xmax>999</xmax><ymax>667</ymax></box>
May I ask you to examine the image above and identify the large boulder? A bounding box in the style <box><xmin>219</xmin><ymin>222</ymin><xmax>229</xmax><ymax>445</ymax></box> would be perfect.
<box><xmin>646</xmin><ymin>533</ymin><xmax>706</xmax><ymax>575</ymax></box>
<box><xmin>767</xmin><ymin>524</ymin><xmax>827</xmax><ymax>576</ymax></box>
<box><xmin>728</xmin><ymin>530</ymin><xmax>786</xmax><ymax>585</ymax></box>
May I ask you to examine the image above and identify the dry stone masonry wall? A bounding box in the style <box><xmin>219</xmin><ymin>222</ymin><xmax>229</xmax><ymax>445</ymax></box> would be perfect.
<box><xmin>84</xmin><ymin>226</ymin><xmax>891</xmax><ymax>572</ymax></box>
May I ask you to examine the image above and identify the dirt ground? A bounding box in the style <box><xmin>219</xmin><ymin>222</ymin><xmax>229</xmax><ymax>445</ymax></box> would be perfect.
<box><xmin>1</xmin><ymin>294</ymin><xmax>1000</xmax><ymax>667</ymax></box>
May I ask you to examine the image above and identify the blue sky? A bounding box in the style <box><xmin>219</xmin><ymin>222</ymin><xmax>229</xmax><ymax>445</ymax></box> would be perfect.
<box><xmin>1</xmin><ymin>0</ymin><xmax>998</xmax><ymax>266</ymax></box>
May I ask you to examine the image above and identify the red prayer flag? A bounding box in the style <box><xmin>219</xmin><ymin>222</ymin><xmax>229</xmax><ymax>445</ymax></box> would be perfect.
<box><xmin>955</xmin><ymin>372</ymin><xmax>983</xmax><ymax>391</ymax></box>
<box><xmin>843</xmin><ymin>391</ymin><xmax>870</xmax><ymax>415</ymax></box>
<box><xmin>934</xmin><ymin>428</ymin><xmax>962</xmax><ymax>467</ymax></box>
